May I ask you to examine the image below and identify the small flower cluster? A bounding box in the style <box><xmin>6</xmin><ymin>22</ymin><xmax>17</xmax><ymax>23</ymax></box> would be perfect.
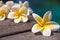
<box><xmin>0</xmin><ymin>1</ymin><xmax>33</xmax><ymax>23</ymax></box>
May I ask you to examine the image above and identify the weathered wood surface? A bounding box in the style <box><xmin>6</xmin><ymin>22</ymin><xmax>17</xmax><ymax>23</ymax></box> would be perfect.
<box><xmin>0</xmin><ymin>16</ymin><xmax>36</xmax><ymax>37</ymax></box>
<box><xmin>0</xmin><ymin>31</ymin><xmax>60</xmax><ymax>40</ymax></box>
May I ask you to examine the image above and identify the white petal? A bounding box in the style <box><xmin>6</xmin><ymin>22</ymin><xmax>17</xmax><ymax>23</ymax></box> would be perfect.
<box><xmin>0</xmin><ymin>16</ymin><xmax>5</xmax><ymax>21</ymax></box>
<box><xmin>27</xmin><ymin>8</ymin><xmax>33</xmax><ymax>16</ymax></box>
<box><xmin>8</xmin><ymin>12</ymin><xmax>16</xmax><ymax>19</ymax></box>
<box><xmin>51</xmin><ymin>24</ymin><xmax>60</xmax><ymax>31</ymax></box>
<box><xmin>6</xmin><ymin>1</ymin><xmax>14</xmax><ymax>6</ymax></box>
<box><xmin>42</xmin><ymin>27</ymin><xmax>51</xmax><ymax>36</ymax></box>
<box><xmin>32</xmin><ymin>24</ymin><xmax>43</xmax><ymax>33</ymax></box>
<box><xmin>45</xmin><ymin>21</ymin><xmax>60</xmax><ymax>31</ymax></box>
<box><xmin>23</xmin><ymin>1</ymin><xmax>29</xmax><ymax>7</ymax></box>
<box><xmin>43</xmin><ymin>11</ymin><xmax>52</xmax><ymax>22</ymax></box>
<box><xmin>32</xmin><ymin>13</ymin><xmax>43</xmax><ymax>25</ymax></box>
<box><xmin>12</xmin><ymin>4</ymin><xmax>20</xmax><ymax>11</ymax></box>
<box><xmin>14</xmin><ymin>17</ymin><xmax>21</xmax><ymax>23</ymax></box>
<box><xmin>22</xmin><ymin>16</ymin><xmax>28</xmax><ymax>22</ymax></box>
<box><xmin>14</xmin><ymin>19</ymin><xmax>21</xmax><ymax>23</ymax></box>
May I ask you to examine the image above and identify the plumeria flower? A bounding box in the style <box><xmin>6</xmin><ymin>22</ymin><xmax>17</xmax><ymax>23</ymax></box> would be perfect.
<box><xmin>2</xmin><ymin>1</ymin><xmax>14</xmax><ymax>12</ymax></box>
<box><xmin>0</xmin><ymin>7</ymin><xmax>8</xmax><ymax>21</ymax></box>
<box><xmin>8</xmin><ymin>7</ymin><xmax>28</xmax><ymax>23</ymax></box>
<box><xmin>32</xmin><ymin>11</ymin><xmax>60</xmax><ymax>36</ymax></box>
<box><xmin>6</xmin><ymin>1</ymin><xmax>14</xmax><ymax>11</ymax></box>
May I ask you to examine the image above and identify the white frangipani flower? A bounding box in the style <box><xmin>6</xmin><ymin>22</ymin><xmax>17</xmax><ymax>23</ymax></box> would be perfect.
<box><xmin>8</xmin><ymin>7</ymin><xmax>28</xmax><ymax>23</ymax></box>
<box><xmin>32</xmin><ymin>11</ymin><xmax>60</xmax><ymax>36</ymax></box>
<box><xmin>6</xmin><ymin>1</ymin><xmax>14</xmax><ymax>10</ymax></box>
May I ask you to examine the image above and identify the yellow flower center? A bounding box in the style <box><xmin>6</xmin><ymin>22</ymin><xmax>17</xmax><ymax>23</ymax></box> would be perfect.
<box><xmin>36</xmin><ymin>24</ymin><xmax>42</xmax><ymax>29</ymax></box>
<box><xmin>13</xmin><ymin>9</ymin><xmax>27</xmax><ymax>19</ymax></box>
<box><xmin>42</xmin><ymin>25</ymin><xmax>53</xmax><ymax>31</ymax></box>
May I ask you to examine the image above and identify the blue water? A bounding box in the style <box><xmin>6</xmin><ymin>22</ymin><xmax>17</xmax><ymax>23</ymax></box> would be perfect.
<box><xmin>14</xmin><ymin>0</ymin><xmax>60</xmax><ymax>24</ymax></box>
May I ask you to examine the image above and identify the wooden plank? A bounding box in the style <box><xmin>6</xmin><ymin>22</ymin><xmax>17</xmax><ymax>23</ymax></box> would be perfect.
<box><xmin>0</xmin><ymin>31</ymin><xmax>60</xmax><ymax>40</ymax></box>
<box><xmin>0</xmin><ymin>16</ymin><xmax>36</xmax><ymax>37</ymax></box>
